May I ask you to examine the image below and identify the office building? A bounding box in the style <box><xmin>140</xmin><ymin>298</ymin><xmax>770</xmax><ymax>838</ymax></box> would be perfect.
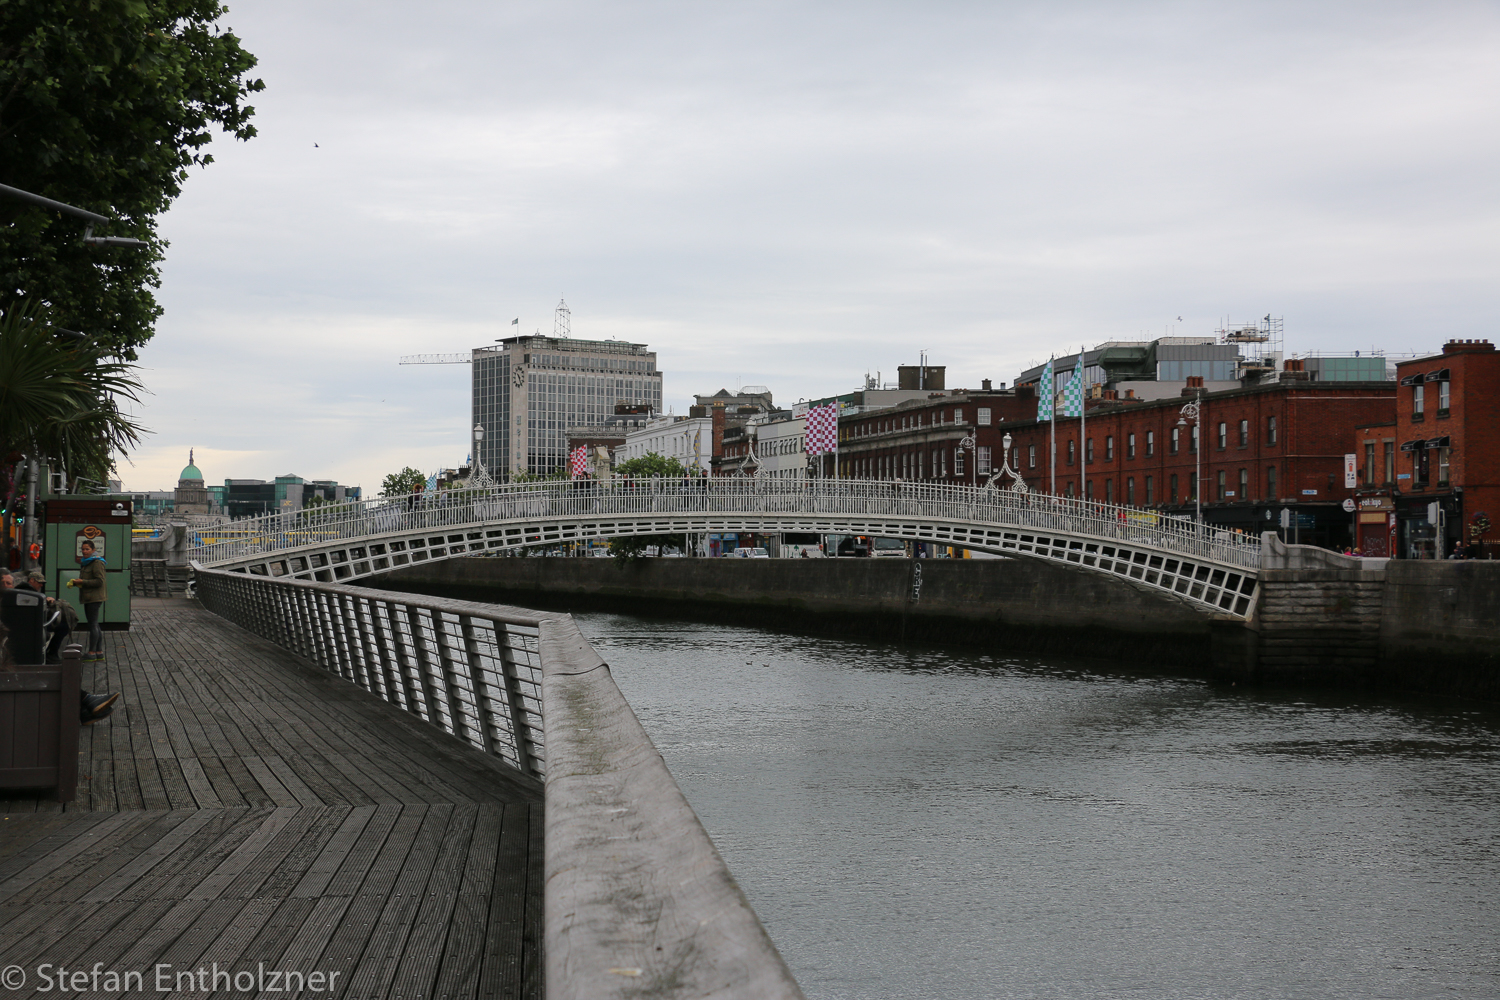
<box><xmin>472</xmin><ymin>334</ymin><xmax>662</xmax><ymax>478</ymax></box>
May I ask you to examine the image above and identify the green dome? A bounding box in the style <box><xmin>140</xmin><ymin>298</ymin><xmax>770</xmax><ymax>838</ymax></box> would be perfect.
<box><xmin>179</xmin><ymin>449</ymin><xmax>203</xmax><ymax>481</ymax></box>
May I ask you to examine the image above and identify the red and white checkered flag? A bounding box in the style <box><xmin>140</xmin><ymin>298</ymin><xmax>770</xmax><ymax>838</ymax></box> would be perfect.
<box><xmin>570</xmin><ymin>446</ymin><xmax>589</xmax><ymax>478</ymax></box>
<box><xmin>805</xmin><ymin>404</ymin><xmax>838</xmax><ymax>455</ymax></box>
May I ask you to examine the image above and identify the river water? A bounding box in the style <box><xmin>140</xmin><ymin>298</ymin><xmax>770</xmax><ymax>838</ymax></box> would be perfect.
<box><xmin>572</xmin><ymin>611</ymin><xmax>1500</xmax><ymax>1000</ymax></box>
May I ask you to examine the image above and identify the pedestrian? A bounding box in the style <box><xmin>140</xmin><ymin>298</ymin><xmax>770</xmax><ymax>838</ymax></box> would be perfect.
<box><xmin>18</xmin><ymin>571</ymin><xmax>75</xmax><ymax>662</ymax></box>
<box><xmin>65</xmin><ymin>539</ymin><xmax>107</xmax><ymax>661</ymax></box>
<box><xmin>0</xmin><ymin>611</ymin><xmax>117</xmax><ymax>724</ymax></box>
<box><xmin>0</xmin><ymin>571</ymin><xmax>13</xmax><ymax>589</ymax></box>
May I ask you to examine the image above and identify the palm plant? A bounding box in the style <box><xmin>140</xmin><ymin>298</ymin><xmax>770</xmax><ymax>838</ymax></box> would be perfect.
<box><xmin>0</xmin><ymin>301</ymin><xmax>147</xmax><ymax>558</ymax></box>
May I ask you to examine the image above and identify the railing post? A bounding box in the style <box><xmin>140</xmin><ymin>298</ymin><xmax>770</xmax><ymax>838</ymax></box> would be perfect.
<box><xmin>457</xmin><ymin>616</ymin><xmax>499</xmax><ymax>758</ymax></box>
<box><xmin>404</xmin><ymin>605</ymin><xmax>445</xmax><ymax>729</ymax></box>
<box><xmin>497</xmin><ymin>622</ymin><xmax>542</xmax><ymax>776</ymax></box>
<box><xmin>430</xmin><ymin>612</ymin><xmax>475</xmax><ymax>746</ymax></box>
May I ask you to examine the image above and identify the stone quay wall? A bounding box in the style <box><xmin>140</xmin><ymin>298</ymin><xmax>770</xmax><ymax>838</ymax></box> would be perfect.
<box><xmin>374</xmin><ymin>554</ymin><xmax>1500</xmax><ymax>700</ymax></box>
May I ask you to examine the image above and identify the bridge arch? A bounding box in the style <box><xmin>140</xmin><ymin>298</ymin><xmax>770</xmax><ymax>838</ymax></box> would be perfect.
<box><xmin>191</xmin><ymin>480</ymin><xmax>1261</xmax><ymax>619</ymax></box>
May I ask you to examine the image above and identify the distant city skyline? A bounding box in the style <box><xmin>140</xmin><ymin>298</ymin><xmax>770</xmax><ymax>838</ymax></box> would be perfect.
<box><xmin>118</xmin><ymin>1</ymin><xmax>1500</xmax><ymax>492</ymax></box>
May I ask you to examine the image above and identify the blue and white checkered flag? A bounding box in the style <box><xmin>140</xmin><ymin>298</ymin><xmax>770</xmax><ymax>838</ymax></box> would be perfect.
<box><xmin>1036</xmin><ymin>357</ymin><xmax>1054</xmax><ymax>421</ymax></box>
<box><xmin>1060</xmin><ymin>350</ymin><xmax>1085</xmax><ymax>417</ymax></box>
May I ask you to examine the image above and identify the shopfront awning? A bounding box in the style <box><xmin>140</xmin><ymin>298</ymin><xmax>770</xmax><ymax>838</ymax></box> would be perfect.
<box><xmin>1399</xmin><ymin>373</ymin><xmax>1425</xmax><ymax>386</ymax></box>
<box><xmin>1400</xmin><ymin>440</ymin><xmax>1423</xmax><ymax>452</ymax></box>
<box><xmin>1425</xmin><ymin>368</ymin><xmax>1451</xmax><ymax>382</ymax></box>
<box><xmin>1425</xmin><ymin>436</ymin><xmax>1451</xmax><ymax>449</ymax></box>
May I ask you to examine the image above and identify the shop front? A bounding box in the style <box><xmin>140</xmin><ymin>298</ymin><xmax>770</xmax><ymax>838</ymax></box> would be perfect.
<box><xmin>1395</xmin><ymin>492</ymin><xmax>1462</xmax><ymax>560</ymax></box>
<box><xmin>1353</xmin><ymin>494</ymin><xmax>1396</xmax><ymax>557</ymax></box>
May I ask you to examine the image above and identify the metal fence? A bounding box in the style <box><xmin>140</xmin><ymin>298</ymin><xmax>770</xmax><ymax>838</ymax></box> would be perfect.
<box><xmin>191</xmin><ymin>477</ymin><xmax>1261</xmax><ymax>571</ymax></box>
<box><xmin>192</xmin><ymin>563</ymin><xmax>545</xmax><ymax>777</ymax></box>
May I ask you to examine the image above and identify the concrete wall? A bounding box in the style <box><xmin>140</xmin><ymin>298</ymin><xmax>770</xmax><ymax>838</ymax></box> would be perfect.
<box><xmin>375</xmin><ymin>556</ymin><xmax>1216</xmax><ymax>669</ymax></box>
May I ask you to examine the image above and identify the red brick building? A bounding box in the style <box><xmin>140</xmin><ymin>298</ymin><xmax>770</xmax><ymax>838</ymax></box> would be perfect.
<box><xmin>1389</xmin><ymin>340</ymin><xmax>1500</xmax><ymax>559</ymax></box>
<box><xmin>831</xmin><ymin>376</ymin><xmax>1396</xmax><ymax>550</ymax></box>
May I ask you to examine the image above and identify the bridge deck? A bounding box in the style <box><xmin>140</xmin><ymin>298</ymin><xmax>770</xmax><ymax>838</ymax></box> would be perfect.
<box><xmin>0</xmin><ymin>599</ymin><xmax>543</xmax><ymax>998</ymax></box>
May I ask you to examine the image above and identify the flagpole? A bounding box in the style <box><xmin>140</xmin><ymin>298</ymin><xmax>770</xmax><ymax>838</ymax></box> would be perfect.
<box><xmin>1079</xmin><ymin>352</ymin><xmax>1086</xmax><ymax>502</ymax></box>
<box><xmin>1048</xmin><ymin>356</ymin><xmax>1056</xmax><ymax>496</ymax></box>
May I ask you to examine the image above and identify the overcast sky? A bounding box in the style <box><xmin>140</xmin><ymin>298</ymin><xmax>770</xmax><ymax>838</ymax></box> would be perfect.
<box><xmin>122</xmin><ymin>0</ymin><xmax>1500</xmax><ymax>492</ymax></box>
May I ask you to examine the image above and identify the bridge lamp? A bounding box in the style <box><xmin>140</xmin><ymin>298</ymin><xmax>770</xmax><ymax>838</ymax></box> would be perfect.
<box><xmin>1176</xmin><ymin>400</ymin><xmax>1202</xmax><ymax>525</ymax></box>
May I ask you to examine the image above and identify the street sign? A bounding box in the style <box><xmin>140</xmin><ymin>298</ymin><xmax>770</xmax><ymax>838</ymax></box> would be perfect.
<box><xmin>1344</xmin><ymin>453</ymin><xmax>1358</xmax><ymax>488</ymax></box>
<box><xmin>1342</xmin><ymin>498</ymin><xmax>1356</xmax><ymax>512</ymax></box>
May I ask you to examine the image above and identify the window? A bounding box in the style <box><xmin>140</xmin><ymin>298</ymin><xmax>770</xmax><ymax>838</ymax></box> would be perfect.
<box><xmin>977</xmin><ymin>407</ymin><xmax>992</xmax><ymax>426</ymax></box>
<box><xmin>1012</xmin><ymin>447</ymin><xmax>1020</xmax><ymax>470</ymax></box>
<box><xmin>1146</xmin><ymin>430</ymin><xmax>1155</xmax><ymax>457</ymax></box>
<box><xmin>1171</xmin><ymin>427</ymin><xmax>1180</xmax><ymax>455</ymax></box>
<box><xmin>1217</xmin><ymin>470</ymin><xmax>1227</xmax><ymax>500</ymax></box>
<box><xmin>1438</xmin><ymin>447</ymin><xmax>1450</xmax><ymax>485</ymax></box>
<box><xmin>1028</xmin><ymin>444</ymin><xmax>1035</xmax><ymax>469</ymax></box>
<box><xmin>953</xmin><ymin>408</ymin><xmax>962</xmax><ymax>423</ymax></box>
<box><xmin>1086</xmin><ymin>479</ymin><xmax>1094</xmax><ymax>499</ymax></box>
<box><xmin>976</xmin><ymin>447</ymin><xmax>992</xmax><ymax>475</ymax></box>
<box><xmin>1086</xmin><ymin>438</ymin><xmax>1094</xmax><ymax>463</ymax></box>
<box><xmin>1105</xmin><ymin>435</ymin><xmax>1115</xmax><ymax>460</ymax></box>
<box><xmin>1169</xmin><ymin>474</ymin><xmax>1179</xmax><ymax>503</ymax></box>
<box><xmin>1267</xmin><ymin>465</ymin><xmax>1277</xmax><ymax>499</ymax></box>
<box><xmin>1068</xmin><ymin>440</ymin><xmax>1076</xmax><ymax>465</ymax></box>
<box><xmin>1364</xmin><ymin>442</ymin><xmax>1376</xmax><ymax>485</ymax></box>
<box><xmin>1438</xmin><ymin>381</ymin><xmax>1450</xmax><ymax>414</ymax></box>
<box><xmin>1413</xmin><ymin>384</ymin><xmax>1425</xmax><ymax>420</ymax></box>
<box><xmin>1239</xmin><ymin>468</ymin><xmax>1249</xmax><ymax>500</ymax></box>
<box><xmin>1127</xmin><ymin>433</ymin><xmax>1136</xmax><ymax>459</ymax></box>
<box><xmin>1065</xmin><ymin>481</ymin><xmax>1075</xmax><ymax>497</ymax></box>
<box><xmin>1145</xmin><ymin>475</ymin><xmax>1154</xmax><ymax>505</ymax></box>
<box><xmin>954</xmin><ymin>450</ymin><xmax>965</xmax><ymax>476</ymax></box>
<box><xmin>1238</xmin><ymin>419</ymin><xmax>1249</xmax><ymax>447</ymax></box>
<box><xmin>1217</xmin><ymin>422</ymin><xmax>1227</xmax><ymax>449</ymax></box>
<box><xmin>1414</xmin><ymin>446</ymin><xmax>1429</xmax><ymax>486</ymax></box>
<box><xmin>1190</xmin><ymin>425</ymin><xmax>1199</xmax><ymax>454</ymax></box>
<box><xmin>1383</xmin><ymin>441</ymin><xmax>1394</xmax><ymax>484</ymax></box>
<box><xmin>1267</xmin><ymin>415</ymin><xmax>1278</xmax><ymax>445</ymax></box>
<box><xmin>1106</xmin><ymin>479</ymin><xmax>1115</xmax><ymax>503</ymax></box>
<box><xmin>1126</xmin><ymin>477</ymin><xmax>1135</xmax><ymax>505</ymax></box>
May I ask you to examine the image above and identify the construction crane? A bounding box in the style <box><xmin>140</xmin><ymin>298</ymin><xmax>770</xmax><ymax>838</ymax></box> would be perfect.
<box><xmin>398</xmin><ymin>298</ymin><xmax>572</xmax><ymax>366</ymax></box>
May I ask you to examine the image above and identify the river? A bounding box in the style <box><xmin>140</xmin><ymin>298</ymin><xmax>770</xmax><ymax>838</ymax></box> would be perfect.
<box><xmin>572</xmin><ymin>610</ymin><xmax>1500</xmax><ymax>1000</ymax></box>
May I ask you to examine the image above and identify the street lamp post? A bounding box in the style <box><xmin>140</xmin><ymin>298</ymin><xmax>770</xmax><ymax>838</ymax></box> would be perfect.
<box><xmin>1177</xmin><ymin>393</ymin><xmax>1203</xmax><ymax>524</ymax></box>
<box><xmin>959</xmin><ymin>431</ymin><xmax>977</xmax><ymax>489</ymax></box>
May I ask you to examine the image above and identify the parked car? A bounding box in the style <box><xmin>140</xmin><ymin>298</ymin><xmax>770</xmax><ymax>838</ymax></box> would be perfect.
<box><xmin>730</xmin><ymin>547</ymin><xmax>770</xmax><ymax>558</ymax></box>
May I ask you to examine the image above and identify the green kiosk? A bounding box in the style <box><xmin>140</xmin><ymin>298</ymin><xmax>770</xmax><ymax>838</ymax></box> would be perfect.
<box><xmin>45</xmin><ymin>496</ymin><xmax>134</xmax><ymax>630</ymax></box>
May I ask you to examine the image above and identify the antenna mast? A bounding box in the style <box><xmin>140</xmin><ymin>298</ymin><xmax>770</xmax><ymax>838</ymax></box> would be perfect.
<box><xmin>554</xmin><ymin>298</ymin><xmax>571</xmax><ymax>338</ymax></box>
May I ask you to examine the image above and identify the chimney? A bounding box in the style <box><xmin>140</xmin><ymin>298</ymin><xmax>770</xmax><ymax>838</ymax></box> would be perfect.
<box><xmin>981</xmin><ymin>378</ymin><xmax>992</xmax><ymax>391</ymax></box>
<box><xmin>1124</xmin><ymin>389</ymin><xmax>1136</xmax><ymax>400</ymax></box>
<box><xmin>1443</xmin><ymin>339</ymin><xmax>1495</xmax><ymax>354</ymax></box>
<box><xmin>689</xmin><ymin>404</ymin><xmax>707</xmax><ymax>417</ymax></box>
<box><xmin>1283</xmin><ymin>358</ymin><xmax>1304</xmax><ymax>372</ymax></box>
<box><xmin>1101</xmin><ymin>389</ymin><xmax>1118</xmax><ymax>400</ymax></box>
<box><xmin>1185</xmin><ymin>375</ymin><xmax>1205</xmax><ymax>388</ymax></box>
<box><xmin>712</xmin><ymin>402</ymin><xmax>725</xmax><ymax>458</ymax></box>
<box><xmin>1016</xmin><ymin>383</ymin><xmax>1035</xmax><ymax>400</ymax></box>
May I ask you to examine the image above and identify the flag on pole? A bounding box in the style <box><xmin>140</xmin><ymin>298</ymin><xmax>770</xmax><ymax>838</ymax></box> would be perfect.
<box><xmin>805</xmin><ymin>403</ymin><xmax>839</xmax><ymax>454</ymax></box>
<box><xmin>1060</xmin><ymin>350</ymin><xmax>1086</xmax><ymax>418</ymax></box>
<box><xmin>569</xmin><ymin>446</ymin><xmax>589</xmax><ymax>478</ymax></box>
<box><xmin>1036</xmin><ymin>358</ymin><xmax>1055</xmax><ymax>421</ymax></box>
<box><xmin>511</xmin><ymin>318</ymin><xmax>519</xmax><ymax>325</ymax></box>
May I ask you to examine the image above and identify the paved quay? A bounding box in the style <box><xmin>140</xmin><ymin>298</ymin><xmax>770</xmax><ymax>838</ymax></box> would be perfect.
<box><xmin>0</xmin><ymin>598</ymin><xmax>543</xmax><ymax>998</ymax></box>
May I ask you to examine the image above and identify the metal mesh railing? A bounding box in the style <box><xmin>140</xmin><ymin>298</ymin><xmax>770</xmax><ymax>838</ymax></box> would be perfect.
<box><xmin>192</xmin><ymin>563</ymin><xmax>546</xmax><ymax>777</ymax></box>
<box><xmin>190</xmin><ymin>478</ymin><xmax>1261</xmax><ymax>571</ymax></box>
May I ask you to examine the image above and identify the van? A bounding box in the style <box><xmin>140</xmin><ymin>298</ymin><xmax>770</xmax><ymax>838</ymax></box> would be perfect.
<box><xmin>731</xmin><ymin>547</ymin><xmax>770</xmax><ymax>558</ymax></box>
<box><xmin>869</xmin><ymin>537</ymin><xmax>908</xmax><ymax>558</ymax></box>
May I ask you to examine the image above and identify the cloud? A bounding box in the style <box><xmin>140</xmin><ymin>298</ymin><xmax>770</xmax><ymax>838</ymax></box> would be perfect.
<box><xmin>120</xmin><ymin>0</ymin><xmax>1500</xmax><ymax>490</ymax></box>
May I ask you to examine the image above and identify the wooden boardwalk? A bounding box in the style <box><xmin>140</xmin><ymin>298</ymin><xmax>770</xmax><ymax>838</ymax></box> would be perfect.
<box><xmin>0</xmin><ymin>599</ymin><xmax>543</xmax><ymax>998</ymax></box>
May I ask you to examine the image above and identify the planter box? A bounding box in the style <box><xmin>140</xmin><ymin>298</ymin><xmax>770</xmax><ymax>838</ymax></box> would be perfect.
<box><xmin>0</xmin><ymin>652</ymin><xmax>81</xmax><ymax>803</ymax></box>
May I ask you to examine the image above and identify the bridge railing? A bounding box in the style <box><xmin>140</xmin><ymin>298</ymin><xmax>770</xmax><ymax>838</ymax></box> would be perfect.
<box><xmin>192</xmin><ymin>562</ymin><xmax>546</xmax><ymax>776</ymax></box>
<box><xmin>191</xmin><ymin>477</ymin><xmax>1260</xmax><ymax>571</ymax></box>
<box><xmin>191</xmin><ymin>563</ymin><xmax>805</xmax><ymax>999</ymax></box>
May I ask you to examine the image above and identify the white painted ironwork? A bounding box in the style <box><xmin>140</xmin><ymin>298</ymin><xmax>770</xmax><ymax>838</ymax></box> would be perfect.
<box><xmin>191</xmin><ymin>479</ymin><xmax>1263</xmax><ymax>618</ymax></box>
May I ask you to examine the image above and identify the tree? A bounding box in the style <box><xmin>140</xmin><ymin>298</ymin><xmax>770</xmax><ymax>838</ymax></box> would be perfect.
<box><xmin>0</xmin><ymin>301</ymin><xmax>147</xmax><ymax>562</ymax></box>
<box><xmin>0</xmin><ymin>0</ymin><xmax>264</xmax><ymax>359</ymax></box>
<box><xmin>381</xmin><ymin>467</ymin><xmax>426</xmax><ymax>497</ymax></box>
<box><xmin>609</xmin><ymin>452</ymin><xmax>696</xmax><ymax>561</ymax></box>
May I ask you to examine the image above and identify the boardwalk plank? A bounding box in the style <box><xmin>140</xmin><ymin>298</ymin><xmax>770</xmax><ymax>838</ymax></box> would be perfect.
<box><xmin>0</xmin><ymin>605</ymin><xmax>544</xmax><ymax>1000</ymax></box>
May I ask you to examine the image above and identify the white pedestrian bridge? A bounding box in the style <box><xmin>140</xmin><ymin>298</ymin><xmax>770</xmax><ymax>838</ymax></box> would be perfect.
<box><xmin>190</xmin><ymin>479</ymin><xmax>1262</xmax><ymax>619</ymax></box>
